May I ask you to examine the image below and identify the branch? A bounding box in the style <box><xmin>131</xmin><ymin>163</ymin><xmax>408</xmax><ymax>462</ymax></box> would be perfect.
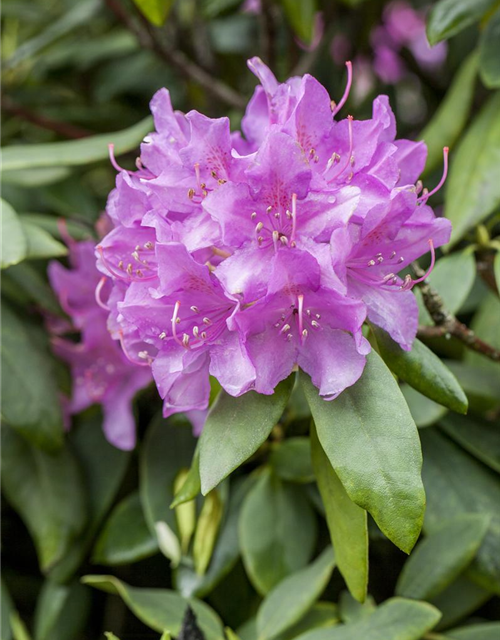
<box><xmin>413</xmin><ymin>262</ymin><xmax>500</xmax><ymax>362</ymax></box>
<box><xmin>103</xmin><ymin>0</ymin><xmax>246</xmax><ymax>110</ymax></box>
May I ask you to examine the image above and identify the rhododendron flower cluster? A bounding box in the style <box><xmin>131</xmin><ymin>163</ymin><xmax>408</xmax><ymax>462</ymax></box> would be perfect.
<box><xmin>96</xmin><ymin>57</ymin><xmax>451</xmax><ymax>420</ymax></box>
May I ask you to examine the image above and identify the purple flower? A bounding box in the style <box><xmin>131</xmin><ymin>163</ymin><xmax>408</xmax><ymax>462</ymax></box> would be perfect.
<box><xmin>95</xmin><ymin>57</ymin><xmax>451</xmax><ymax>421</ymax></box>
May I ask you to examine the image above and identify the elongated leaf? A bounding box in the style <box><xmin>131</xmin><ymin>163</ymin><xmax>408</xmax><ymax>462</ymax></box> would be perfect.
<box><xmin>426</xmin><ymin>251</ymin><xmax>476</xmax><ymax>316</ymax></box>
<box><xmin>311</xmin><ymin>424</ymin><xmax>368</xmax><ymax>602</ymax></box>
<box><xmin>20</xmin><ymin>214</ymin><xmax>92</xmax><ymax>241</ymax></box>
<box><xmin>479</xmin><ymin>8</ymin><xmax>500</xmax><ymax>88</ymax></box>
<box><xmin>396</xmin><ymin>515</ymin><xmax>490</xmax><ymax>600</ymax></box>
<box><xmin>338</xmin><ymin>592</ymin><xmax>376</xmax><ymax>624</ymax></box>
<box><xmin>445</xmin><ymin>92</ymin><xmax>500</xmax><ymax>246</ymax></box>
<box><xmin>446</xmin><ymin>622</ymin><xmax>500</xmax><ymax>639</ymax></box>
<box><xmin>269</xmin><ymin>437</ymin><xmax>314</xmax><ymax>484</ymax></box>
<box><xmin>427</xmin><ymin>0</ymin><xmax>498</xmax><ymax>44</ymax></box>
<box><xmin>430</xmin><ymin>575</ymin><xmax>492</xmax><ymax>631</ymax></box>
<box><xmin>5</xmin><ymin>262</ymin><xmax>61</xmax><ymax>316</ymax></box>
<box><xmin>466</xmin><ymin>293</ymin><xmax>500</xmax><ymax>384</ymax></box>
<box><xmin>421</xmin><ymin>429</ymin><xmax>500</xmax><ymax>592</ymax></box>
<box><xmin>1</xmin><ymin>427</ymin><xmax>86</xmax><ymax>572</ymax></box>
<box><xmin>132</xmin><ymin>0</ymin><xmax>175</xmax><ymax>27</ymax></box>
<box><xmin>301</xmin><ymin>351</ymin><xmax>425</xmax><ymax>554</ymax></box>
<box><xmin>21</xmin><ymin>220</ymin><xmax>67</xmax><ymax>260</ymax></box>
<box><xmin>140</xmin><ymin>415</ymin><xmax>196</xmax><ymax>561</ymax></box>
<box><xmin>257</xmin><ymin>547</ymin><xmax>335</xmax><ymax>640</ymax></box>
<box><xmin>1</xmin><ymin>199</ymin><xmax>27</xmax><ymax>269</ymax></box>
<box><xmin>421</xmin><ymin>52</ymin><xmax>478</xmax><ymax>175</ymax></box>
<box><xmin>193</xmin><ymin>490</ymin><xmax>223</xmax><ymax>576</ymax></box>
<box><xmin>49</xmin><ymin>413</ymin><xmax>130</xmax><ymax>582</ymax></box>
<box><xmin>440</xmin><ymin>415</ymin><xmax>500</xmax><ymax>473</ymax></box>
<box><xmin>33</xmin><ymin>580</ymin><xmax>90</xmax><ymax>640</ymax></box>
<box><xmin>443</xmin><ymin>360</ymin><xmax>500</xmax><ymax>411</ymax></box>
<box><xmin>1</xmin><ymin>167</ymin><xmax>72</xmax><ymax>187</ymax></box>
<box><xmin>81</xmin><ymin>575</ymin><xmax>224</xmax><ymax>640</ymax></box>
<box><xmin>92</xmin><ymin>492</ymin><xmax>158</xmax><ymax>566</ymax></box>
<box><xmin>293</xmin><ymin>598</ymin><xmax>441</xmax><ymax>640</ymax></box>
<box><xmin>1</xmin><ymin>305</ymin><xmax>63</xmax><ymax>452</ymax></box>
<box><xmin>1</xmin><ymin>579</ymin><xmax>13</xmax><ymax>640</ymax></box>
<box><xmin>171</xmin><ymin>447</ymin><xmax>201</xmax><ymax>508</ymax></box>
<box><xmin>276</xmin><ymin>603</ymin><xmax>339</xmax><ymax>640</ymax></box>
<box><xmin>239</xmin><ymin>470</ymin><xmax>317</xmax><ymax>595</ymax></box>
<box><xmin>401</xmin><ymin>385</ymin><xmax>448</xmax><ymax>428</ymax></box>
<box><xmin>280</xmin><ymin>0</ymin><xmax>318</xmax><ymax>44</ymax></box>
<box><xmin>372</xmin><ymin>326</ymin><xmax>467</xmax><ymax>414</ymax></box>
<box><xmin>199</xmin><ymin>376</ymin><xmax>294</xmax><ymax>495</ymax></box>
<box><xmin>1</xmin><ymin>117</ymin><xmax>153</xmax><ymax>171</ymax></box>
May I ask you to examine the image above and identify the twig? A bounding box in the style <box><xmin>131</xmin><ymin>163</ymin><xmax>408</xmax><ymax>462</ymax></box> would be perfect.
<box><xmin>2</xmin><ymin>96</ymin><xmax>91</xmax><ymax>139</ymax></box>
<box><xmin>413</xmin><ymin>262</ymin><xmax>500</xmax><ymax>362</ymax></box>
<box><xmin>103</xmin><ymin>0</ymin><xmax>246</xmax><ymax>110</ymax></box>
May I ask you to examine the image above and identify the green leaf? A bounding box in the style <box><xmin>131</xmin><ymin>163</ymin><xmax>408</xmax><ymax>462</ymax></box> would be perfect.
<box><xmin>300</xmin><ymin>351</ymin><xmax>425</xmax><ymax>554</ymax></box>
<box><xmin>257</xmin><ymin>547</ymin><xmax>335</xmax><ymax>640</ymax></box>
<box><xmin>338</xmin><ymin>591</ymin><xmax>376</xmax><ymax>624</ymax></box>
<box><xmin>427</xmin><ymin>0</ymin><xmax>498</xmax><ymax>45</ymax></box>
<box><xmin>1</xmin><ymin>199</ymin><xmax>27</xmax><ymax>269</ymax></box>
<box><xmin>269</xmin><ymin>437</ymin><xmax>314</xmax><ymax>483</ymax></box>
<box><xmin>92</xmin><ymin>492</ymin><xmax>158</xmax><ymax>566</ymax></box>
<box><xmin>131</xmin><ymin>0</ymin><xmax>175</xmax><ymax>27</ymax></box>
<box><xmin>401</xmin><ymin>385</ymin><xmax>448</xmax><ymax>428</ymax></box>
<box><xmin>1</xmin><ymin>427</ymin><xmax>86</xmax><ymax>572</ymax></box>
<box><xmin>421</xmin><ymin>52</ymin><xmax>478</xmax><ymax>175</ymax></box>
<box><xmin>1</xmin><ymin>116</ymin><xmax>153</xmax><ymax>171</ymax></box>
<box><xmin>173</xmin><ymin>469</ymin><xmax>196</xmax><ymax>554</ymax></box>
<box><xmin>81</xmin><ymin>575</ymin><xmax>224</xmax><ymax>640</ymax></box>
<box><xmin>1</xmin><ymin>305</ymin><xmax>64</xmax><ymax>452</ymax></box>
<box><xmin>140</xmin><ymin>415</ymin><xmax>196</xmax><ymax>561</ymax></box>
<box><xmin>279</xmin><ymin>0</ymin><xmax>318</xmax><ymax>44</ymax></box>
<box><xmin>199</xmin><ymin>376</ymin><xmax>294</xmax><ymax>495</ymax></box>
<box><xmin>1</xmin><ymin>167</ymin><xmax>72</xmax><ymax>187</ymax></box>
<box><xmin>20</xmin><ymin>214</ymin><xmax>92</xmax><ymax>242</ymax></box>
<box><xmin>171</xmin><ymin>447</ymin><xmax>201</xmax><ymax>508</ymax></box>
<box><xmin>372</xmin><ymin>325</ymin><xmax>467</xmax><ymax>414</ymax></box>
<box><xmin>480</xmin><ymin>8</ymin><xmax>500</xmax><ymax>88</ymax></box>
<box><xmin>421</xmin><ymin>429</ymin><xmax>500</xmax><ymax>593</ymax></box>
<box><xmin>311</xmin><ymin>423</ymin><xmax>368</xmax><ymax>602</ymax></box>
<box><xmin>193</xmin><ymin>490</ymin><xmax>224</xmax><ymax>576</ymax></box>
<box><xmin>396</xmin><ymin>515</ymin><xmax>490</xmax><ymax>600</ymax></box>
<box><xmin>445</xmin><ymin>92</ymin><xmax>500</xmax><ymax>246</ymax></box>
<box><xmin>20</xmin><ymin>220</ymin><xmax>68</xmax><ymax>260</ymax></box>
<box><xmin>49</xmin><ymin>413</ymin><xmax>131</xmax><ymax>582</ymax></box>
<box><xmin>466</xmin><ymin>293</ymin><xmax>500</xmax><ymax>383</ymax></box>
<box><xmin>239</xmin><ymin>469</ymin><xmax>317</xmax><ymax>595</ymax></box>
<box><xmin>446</xmin><ymin>622</ymin><xmax>500</xmax><ymax>639</ymax></box>
<box><xmin>440</xmin><ymin>415</ymin><xmax>500</xmax><ymax>473</ymax></box>
<box><xmin>443</xmin><ymin>360</ymin><xmax>500</xmax><ymax>411</ymax></box>
<box><xmin>429</xmin><ymin>575</ymin><xmax>492</xmax><ymax>631</ymax></box>
<box><xmin>5</xmin><ymin>262</ymin><xmax>62</xmax><ymax>316</ymax></box>
<box><xmin>33</xmin><ymin>580</ymin><xmax>91</xmax><ymax>640</ymax></box>
<box><xmin>1</xmin><ymin>579</ymin><xmax>14</xmax><ymax>640</ymax></box>
<box><xmin>276</xmin><ymin>603</ymin><xmax>340</xmax><ymax>640</ymax></box>
<box><xmin>427</xmin><ymin>251</ymin><xmax>476</xmax><ymax>316</ymax></box>
<box><xmin>293</xmin><ymin>598</ymin><xmax>441</xmax><ymax>640</ymax></box>
<box><xmin>9</xmin><ymin>613</ymin><xmax>32</xmax><ymax>640</ymax></box>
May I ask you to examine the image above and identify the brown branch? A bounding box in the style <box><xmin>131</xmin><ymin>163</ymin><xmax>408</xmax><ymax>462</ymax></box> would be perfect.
<box><xmin>2</xmin><ymin>96</ymin><xmax>91</xmax><ymax>139</ymax></box>
<box><xmin>413</xmin><ymin>262</ymin><xmax>500</xmax><ymax>362</ymax></box>
<box><xmin>103</xmin><ymin>0</ymin><xmax>246</xmax><ymax>110</ymax></box>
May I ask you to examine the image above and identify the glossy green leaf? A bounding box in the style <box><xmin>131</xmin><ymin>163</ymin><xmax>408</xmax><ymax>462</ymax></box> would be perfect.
<box><xmin>140</xmin><ymin>415</ymin><xmax>196</xmax><ymax>562</ymax></box>
<box><xmin>440</xmin><ymin>415</ymin><xmax>500</xmax><ymax>473</ymax></box>
<box><xmin>257</xmin><ymin>547</ymin><xmax>335</xmax><ymax>640</ymax></box>
<box><xmin>239</xmin><ymin>470</ymin><xmax>317</xmax><ymax>595</ymax></box>
<box><xmin>92</xmin><ymin>492</ymin><xmax>158</xmax><ymax>566</ymax></box>
<box><xmin>421</xmin><ymin>429</ymin><xmax>500</xmax><ymax>592</ymax></box>
<box><xmin>199</xmin><ymin>376</ymin><xmax>294</xmax><ymax>495</ymax></box>
<box><xmin>466</xmin><ymin>293</ymin><xmax>500</xmax><ymax>384</ymax></box>
<box><xmin>311</xmin><ymin>424</ymin><xmax>368</xmax><ymax>602</ymax></box>
<box><xmin>479</xmin><ymin>8</ymin><xmax>500</xmax><ymax>88</ymax></box>
<box><xmin>131</xmin><ymin>0</ymin><xmax>175</xmax><ymax>27</ymax></box>
<box><xmin>427</xmin><ymin>0</ymin><xmax>498</xmax><ymax>44</ymax></box>
<box><xmin>373</xmin><ymin>325</ymin><xmax>467</xmax><ymax>413</ymax></box>
<box><xmin>173</xmin><ymin>469</ymin><xmax>196</xmax><ymax>553</ymax></box>
<box><xmin>81</xmin><ymin>575</ymin><xmax>224</xmax><ymax>640</ymax></box>
<box><xmin>446</xmin><ymin>622</ymin><xmax>500</xmax><ymax>639</ymax></box>
<box><xmin>338</xmin><ymin>592</ymin><xmax>376</xmax><ymax>624</ymax></box>
<box><xmin>5</xmin><ymin>262</ymin><xmax>62</xmax><ymax>316</ymax></box>
<box><xmin>1</xmin><ymin>305</ymin><xmax>63</xmax><ymax>452</ymax></box>
<box><xmin>1</xmin><ymin>427</ymin><xmax>86</xmax><ymax>572</ymax></box>
<box><xmin>401</xmin><ymin>385</ymin><xmax>448</xmax><ymax>428</ymax></box>
<box><xmin>280</xmin><ymin>0</ymin><xmax>318</xmax><ymax>44</ymax></box>
<box><xmin>293</xmin><ymin>598</ymin><xmax>441</xmax><ymax>640</ymax></box>
<box><xmin>445</xmin><ymin>92</ymin><xmax>500</xmax><ymax>246</ymax></box>
<box><xmin>9</xmin><ymin>612</ymin><xmax>31</xmax><ymax>640</ymax></box>
<box><xmin>170</xmin><ymin>447</ymin><xmax>201</xmax><ymax>508</ymax></box>
<box><xmin>427</xmin><ymin>251</ymin><xmax>476</xmax><ymax>315</ymax></box>
<box><xmin>301</xmin><ymin>351</ymin><xmax>425</xmax><ymax>554</ymax></box>
<box><xmin>49</xmin><ymin>413</ymin><xmax>130</xmax><ymax>582</ymax></box>
<box><xmin>21</xmin><ymin>220</ymin><xmax>67</xmax><ymax>260</ymax></box>
<box><xmin>430</xmin><ymin>575</ymin><xmax>492</xmax><ymax>631</ymax></box>
<box><xmin>421</xmin><ymin>52</ymin><xmax>478</xmax><ymax>175</ymax></box>
<box><xmin>396</xmin><ymin>515</ymin><xmax>490</xmax><ymax>600</ymax></box>
<box><xmin>275</xmin><ymin>603</ymin><xmax>340</xmax><ymax>640</ymax></box>
<box><xmin>193</xmin><ymin>490</ymin><xmax>223</xmax><ymax>576</ymax></box>
<box><xmin>1</xmin><ymin>199</ymin><xmax>27</xmax><ymax>269</ymax></box>
<box><xmin>443</xmin><ymin>360</ymin><xmax>500</xmax><ymax>411</ymax></box>
<box><xmin>269</xmin><ymin>437</ymin><xmax>314</xmax><ymax>483</ymax></box>
<box><xmin>1</xmin><ymin>167</ymin><xmax>72</xmax><ymax>187</ymax></box>
<box><xmin>1</xmin><ymin>116</ymin><xmax>153</xmax><ymax>171</ymax></box>
<box><xmin>33</xmin><ymin>580</ymin><xmax>90</xmax><ymax>640</ymax></box>
<box><xmin>1</xmin><ymin>579</ymin><xmax>13</xmax><ymax>640</ymax></box>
